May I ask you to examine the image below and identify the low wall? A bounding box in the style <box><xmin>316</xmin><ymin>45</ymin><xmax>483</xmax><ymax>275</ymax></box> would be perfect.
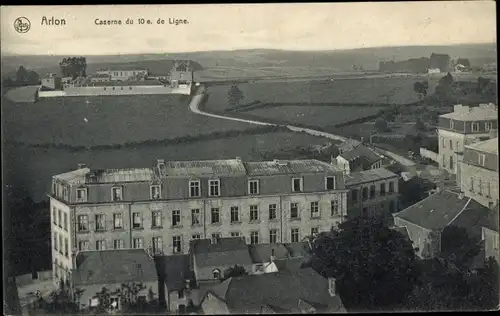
<box><xmin>63</xmin><ymin>85</ymin><xmax>192</xmax><ymax>96</ymax></box>
<box><xmin>420</xmin><ymin>147</ymin><xmax>439</xmax><ymax>162</ymax></box>
<box><xmin>38</xmin><ymin>90</ymin><xmax>66</xmax><ymax>98</ymax></box>
<box><xmin>16</xmin><ymin>270</ymin><xmax>52</xmax><ymax>287</ymax></box>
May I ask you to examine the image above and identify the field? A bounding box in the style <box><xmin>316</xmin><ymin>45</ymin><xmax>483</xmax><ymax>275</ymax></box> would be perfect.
<box><xmin>4</xmin><ymin>131</ymin><xmax>324</xmax><ymax>202</ymax></box>
<box><xmin>2</xmin><ymin>94</ymin><xmax>258</xmax><ymax>147</ymax></box>
<box><xmin>204</xmin><ymin>77</ymin><xmax>441</xmax><ymax>113</ymax></box>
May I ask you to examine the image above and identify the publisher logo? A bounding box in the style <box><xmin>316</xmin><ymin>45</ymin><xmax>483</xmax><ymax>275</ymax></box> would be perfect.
<box><xmin>14</xmin><ymin>17</ymin><xmax>31</xmax><ymax>33</ymax></box>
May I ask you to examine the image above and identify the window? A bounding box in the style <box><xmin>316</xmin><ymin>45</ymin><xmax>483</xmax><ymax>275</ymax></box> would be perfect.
<box><xmin>250</xmin><ymin>205</ymin><xmax>259</xmax><ymax>222</ymax></box>
<box><xmin>95</xmin><ymin>214</ymin><xmax>106</xmax><ymax>231</ymax></box>
<box><xmin>248</xmin><ymin>180</ymin><xmax>260</xmax><ymax>195</ymax></box>
<box><xmin>456</xmin><ymin>141</ymin><xmax>460</xmax><ymax>151</ymax></box>
<box><xmin>96</xmin><ymin>240</ymin><xmax>106</xmax><ymax>250</ymax></box>
<box><xmin>311</xmin><ymin>227</ymin><xmax>319</xmax><ymax>236</ymax></box>
<box><xmin>172</xmin><ymin>210</ymin><xmax>181</xmax><ymax>227</ymax></box>
<box><xmin>211</xmin><ymin>208</ymin><xmax>220</xmax><ymax>224</ymax></box>
<box><xmin>63</xmin><ymin>213</ymin><xmax>68</xmax><ymax>231</ymax></box>
<box><xmin>486</xmin><ymin>182</ymin><xmax>491</xmax><ymax>197</ymax></box>
<box><xmin>370</xmin><ymin>185</ymin><xmax>376</xmax><ymax>199</ymax></box>
<box><xmin>230</xmin><ymin>206</ymin><xmax>239</xmax><ymax>223</ymax></box>
<box><xmin>53</xmin><ymin>233</ymin><xmax>58</xmax><ymax>251</ymax></box>
<box><xmin>449</xmin><ymin>119</ymin><xmax>454</xmax><ymax>129</ymax></box>
<box><xmin>52</xmin><ymin>207</ymin><xmax>57</xmax><ymax>225</ymax></box>
<box><xmin>209</xmin><ymin>179</ymin><xmax>220</xmax><ymax>197</ymax></box>
<box><xmin>331</xmin><ymin>200</ymin><xmax>339</xmax><ymax>216</ymax></box>
<box><xmin>449</xmin><ymin>156</ymin><xmax>454</xmax><ymax>170</ymax></box>
<box><xmin>230</xmin><ymin>232</ymin><xmax>240</xmax><ymax>237</ymax></box>
<box><xmin>111</xmin><ymin>186</ymin><xmax>123</xmax><ymax>201</ymax></box>
<box><xmin>58</xmin><ymin>235</ymin><xmax>63</xmax><ymax>254</ymax></box>
<box><xmin>150</xmin><ymin>185</ymin><xmax>161</xmax><ymax>199</ymax></box>
<box><xmin>191</xmin><ymin>209</ymin><xmax>201</xmax><ymax>226</ymax></box>
<box><xmin>77</xmin><ymin>188</ymin><xmax>87</xmax><ymax>202</ymax></box>
<box><xmin>326</xmin><ymin>176</ymin><xmax>336</xmax><ymax>190</ymax></box>
<box><xmin>352</xmin><ymin>189</ymin><xmax>358</xmax><ymax>202</ymax></box>
<box><xmin>173</xmin><ymin>236</ymin><xmax>182</xmax><ymax>253</ymax></box>
<box><xmin>362</xmin><ymin>187</ymin><xmax>369</xmax><ymax>200</ymax></box>
<box><xmin>470</xmin><ymin>178</ymin><xmax>475</xmax><ymax>192</ymax></box>
<box><xmin>485</xmin><ymin>122</ymin><xmax>493</xmax><ymax>131</ymax></box>
<box><xmin>478</xmin><ymin>179</ymin><xmax>483</xmax><ymax>195</ymax></box>
<box><xmin>133</xmin><ymin>238</ymin><xmax>144</xmax><ymax>249</ymax></box>
<box><xmin>178</xmin><ymin>291</ymin><xmax>185</xmax><ymax>299</ymax></box>
<box><xmin>478</xmin><ymin>153</ymin><xmax>486</xmax><ymax>166</ymax></box>
<box><xmin>211</xmin><ymin>233</ymin><xmax>221</xmax><ymax>244</ymax></box>
<box><xmin>189</xmin><ymin>180</ymin><xmax>201</xmax><ymax>197</ymax></box>
<box><xmin>472</xmin><ymin>122</ymin><xmax>480</xmax><ymax>132</ymax></box>
<box><xmin>310</xmin><ymin>201</ymin><xmax>320</xmax><ymax>218</ymax></box>
<box><xmin>292</xmin><ymin>178</ymin><xmax>303</xmax><ymax>192</ymax></box>
<box><xmin>250</xmin><ymin>231</ymin><xmax>259</xmax><ymax>244</ymax></box>
<box><xmin>291</xmin><ymin>228</ymin><xmax>300</xmax><ymax>243</ymax></box>
<box><xmin>389</xmin><ymin>201</ymin><xmax>396</xmax><ymax>213</ymax></box>
<box><xmin>152</xmin><ymin>237</ymin><xmax>163</xmax><ymax>254</ymax></box>
<box><xmin>213</xmin><ymin>269</ymin><xmax>221</xmax><ymax>279</ymax></box>
<box><xmin>78</xmin><ymin>240</ymin><xmax>89</xmax><ymax>251</ymax></box>
<box><xmin>442</xmin><ymin>137</ymin><xmax>446</xmax><ymax>148</ymax></box>
<box><xmin>132</xmin><ymin>212</ymin><xmax>142</xmax><ymax>229</ymax></box>
<box><xmin>77</xmin><ymin>215</ymin><xmax>89</xmax><ymax>232</ymax></box>
<box><xmin>269</xmin><ymin>229</ymin><xmax>278</xmax><ymax>244</ymax></box>
<box><xmin>152</xmin><ymin>211</ymin><xmax>162</xmax><ymax>228</ymax></box>
<box><xmin>290</xmin><ymin>203</ymin><xmax>299</xmax><ymax>219</ymax></box>
<box><xmin>113</xmin><ymin>239</ymin><xmax>124</xmax><ymax>249</ymax></box>
<box><xmin>389</xmin><ymin>182</ymin><xmax>394</xmax><ymax>193</ymax></box>
<box><xmin>449</xmin><ymin>139</ymin><xmax>453</xmax><ymax>150</ymax></box>
<box><xmin>192</xmin><ymin>234</ymin><xmax>201</xmax><ymax>240</ymax></box>
<box><xmin>380</xmin><ymin>183</ymin><xmax>386</xmax><ymax>196</ymax></box>
<box><xmin>269</xmin><ymin>204</ymin><xmax>277</xmax><ymax>220</ymax></box>
<box><xmin>113</xmin><ymin>213</ymin><xmax>123</xmax><ymax>229</ymax></box>
<box><xmin>58</xmin><ymin>209</ymin><xmax>62</xmax><ymax>228</ymax></box>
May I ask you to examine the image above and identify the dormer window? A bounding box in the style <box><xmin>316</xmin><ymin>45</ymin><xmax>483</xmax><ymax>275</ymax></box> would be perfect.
<box><xmin>77</xmin><ymin>187</ymin><xmax>88</xmax><ymax>203</ymax></box>
<box><xmin>485</xmin><ymin>122</ymin><xmax>493</xmax><ymax>131</ymax></box>
<box><xmin>209</xmin><ymin>179</ymin><xmax>220</xmax><ymax>197</ymax></box>
<box><xmin>111</xmin><ymin>186</ymin><xmax>123</xmax><ymax>201</ymax></box>
<box><xmin>212</xmin><ymin>269</ymin><xmax>221</xmax><ymax>280</ymax></box>
<box><xmin>248</xmin><ymin>180</ymin><xmax>260</xmax><ymax>195</ymax></box>
<box><xmin>449</xmin><ymin>119</ymin><xmax>454</xmax><ymax>129</ymax></box>
<box><xmin>292</xmin><ymin>178</ymin><xmax>303</xmax><ymax>193</ymax></box>
<box><xmin>150</xmin><ymin>185</ymin><xmax>161</xmax><ymax>200</ymax></box>
<box><xmin>325</xmin><ymin>176</ymin><xmax>336</xmax><ymax>190</ymax></box>
<box><xmin>472</xmin><ymin>122</ymin><xmax>480</xmax><ymax>132</ymax></box>
<box><xmin>189</xmin><ymin>180</ymin><xmax>201</xmax><ymax>198</ymax></box>
<box><xmin>478</xmin><ymin>153</ymin><xmax>486</xmax><ymax>166</ymax></box>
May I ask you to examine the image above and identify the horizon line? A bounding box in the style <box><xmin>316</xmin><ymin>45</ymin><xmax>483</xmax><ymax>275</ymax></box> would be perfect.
<box><xmin>1</xmin><ymin>41</ymin><xmax>496</xmax><ymax>57</ymax></box>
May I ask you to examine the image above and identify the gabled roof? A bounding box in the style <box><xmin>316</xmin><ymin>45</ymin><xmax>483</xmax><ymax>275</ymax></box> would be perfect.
<box><xmin>248</xmin><ymin>244</ymin><xmax>289</xmax><ymax>263</ymax></box>
<box><xmin>73</xmin><ymin>249</ymin><xmax>157</xmax><ymax>286</ymax></box>
<box><xmin>155</xmin><ymin>254</ymin><xmax>192</xmax><ymax>292</ymax></box>
<box><xmin>53</xmin><ymin>168</ymin><xmax>90</xmax><ymax>185</ymax></box>
<box><xmin>465</xmin><ymin>138</ymin><xmax>498</xmax><ymax>155</ymax></box>
<box><xmin>440</xmin><ymin>104</ymin><xmax>498</xmax><ymax>121</ymax></box>
<box><xmin>339</xmin><ymin>144</ymin><xmax>382</xmax><ymax>165</ymax></box>
<box><xmin>393</xmin><ymin>190</ymin><xmax>488</xmax><ymax>231</ymax></box>
<box><xmin>191</xmin><ymin>238</ymin><xmax>253</xmax><ymax>268</ymax></box>
<box><xmin>244</xmin><ymin>159</ymin><xmax>342</xmax><ymax>176</ymax></box>
<box><xmin>344</xmin><ymin>168</ymin><xmax>398</xmax><ymax>186</ymax></box>
<box><xmin>479</xmin><ymin>208</ymin><xmax>499</xmax><ymax>233</ymax></box>
<box><xmin>204</xmin><ymin>268</ymin><xmax>344</xmax><ymax>314</ymax></box>
<box><xmin>283</xmin><ymin>242</ymin><xmax>309</xmax><ymax>258</ymax></box>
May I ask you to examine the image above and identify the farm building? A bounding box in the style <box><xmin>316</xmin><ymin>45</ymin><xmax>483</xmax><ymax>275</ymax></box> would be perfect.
<box><xmin>41</xmin><ymin>73</ymin><xmax>62</xmax><ymax>90</ymax></box>
<box><xmin>96</xmin><ymin>68</ymin><xmax>148</xmax><ymax>81</ymax></box>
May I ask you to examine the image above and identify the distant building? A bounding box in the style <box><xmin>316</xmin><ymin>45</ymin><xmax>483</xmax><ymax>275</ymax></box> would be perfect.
<box><xmin>393</xmin><ymin>189</ymin><xmax>490</xmax><ymax>259</ymax></box>
<box><xmin>437</xmin><ymin>103</ymin><xmax>498</xmax><ymax>179</ymax></box>
<box><xmin>459</xmin><ymin>137</ymin><xmax>498</xmax><ymax>208</ymax></box>
<box><xmin>170</xmin><ymin>61</ymin><xmax>194</xmax><ymax>86</ymax></box>
<box><xmin>156</xmin><ymin>254</ymin><xmax>193</xmax><ymax>314</ymax></box>
<box><xmin>335</xmin><ymin>142</ymin><xmax>384</xmax><ymax>175</ymax></box>
<box><xmin>480</xmin><ymin>211</ymin><xmax>499</xmax><ymax>264</ymax></box>
<box><xmin>96</xmin><ymin>69</ymin><xmax>148</xmax><ymax>81</ymax></box>
<box><xmin>89</xmin><ymin>73</ymin><xmax>111</xmax><ymax>83</ymax></box>
<box><xmin>200</xmin><ymin>268</ymin><xmax>345</xmax><ymax>314</ymax></box>
<box><xmin>71</xmin><ymin>249</ymin><xmax>159</xmax><ymax>311</ymax></box>
<box><xmin>49</xmin><ymin>158</ymin><xmax>348</xmax><ymax>285</ymax></box>
<box><xmin>454</xmin><ymin>64</ymin><xmax>469</xmax><ymax>72</ymax></box>
<box><xmin>41</xmin><ymin>73</ymin><xmax>62</xmax><ymax>90</ymax></box>
<box><xmin>428</xmin><ymin>68</ymin><xmax>441</xmax><ymax>74</ymax></box>
<box><xmin>344</xmin><ymin>168</ymin><xmax>400</xmax><ymax>220</ymax></box>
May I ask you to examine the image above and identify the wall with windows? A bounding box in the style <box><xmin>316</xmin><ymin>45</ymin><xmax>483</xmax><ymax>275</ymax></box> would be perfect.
<box><xmin>460</xmin><ymin>161</ymin><xmax>499</xmax><ymax>208</ymax></box>
<box><xmin>62</xmin><ymin>85</ymin><xmax>192</xmax><ymax>96</ymax></box>
<box><xmin>483</xmin><ymin>227</ymin><xmax>500</xmax><ymax>264</ymax></box>
<box><xmin>50</xmin><ymin>197</ymin><xmax>73</xmax><ymax>287</ymax></box>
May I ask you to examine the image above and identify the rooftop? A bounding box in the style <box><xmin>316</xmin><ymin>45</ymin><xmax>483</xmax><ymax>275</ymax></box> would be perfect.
<box><xmin>89</xmin><ymin>79</ymin><xmax>165</xmax><ymax>87</ymax></box>
<box><xmin>163</xmin><ymin>159</ymin><xmax>247</xmax><ymax>177</ymax></box>
<box><xmin>73</xmin><ymin>249</ymin><xmax>157</xmax><ymax>286</ymax></box>
<box><xmin>345</xmin><ymin>168</ymin><xmax>398</xmax><ymax>186</ymax></box>
<box><xmin>440</xmin><ymin>103</ymin><xmax>498</xmax><ymax>121</ymax></box>
<box><xmin>155</xmin><ymin>254</ymin><xmax>193</xmax><ymax>292</ymax></box>
<box><xmin>248</xmin><ymin>244</ymin><xmax>289</xmax><ymax>264</ymax></box>
<box><xmin>339</xmin><ymin>144</ymin><xmax>382</xmax><ymax>165</ymax></box>
<box><xmin>465</xmin><ymin>138</ymin><xmax>498</xmax><ymax>155</ymax></box>
<box><xmin>393</xmin><ymin>190</ymin><xmax>488</xmax><ymax>231</ymax></box>
<box><xmin>53</xmin><ymin>168</ymin><xmax>90</xmax><ymax>185</ymax></box>
<box><xmin>191</xmin><ymin>238</ymin><xmax>254</xmax><ymax>268</ymax></box>
<box><xmin>204</xmin><ymin>268</ymin><xmax>345</xmax><ymax>314</ymax></box>
<box><xmin>243</xmin><ymin>159</ymin><xmax>341</xmax><ymax>176</ymax></box>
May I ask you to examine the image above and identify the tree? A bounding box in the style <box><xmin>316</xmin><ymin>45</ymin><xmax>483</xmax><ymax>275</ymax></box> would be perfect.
<box><xmin>59</xmin><ymin>56</ymin><xmax>87</xmax><ymax>79</ymax></box>
<box><xmin>227</xmin><ymin>85</ymin><xmax>244</xmax><ymax>108</ymax></box>
<box><xmin>27</xmin><ymin>70</ymin><xmax>40</xmax><ymax>85</ymax></box>
<box><xmin>306</xmin><ymin>216</ymin><xmax>419</xmax><ymax>311</ymax></box>
<box><xmin>456</xmin><ymin>58</ymin><xmax>471</xmax><ymax>69</ymax></box>
<box><xmin>16</xmin><ymin>65</ymin><xmax>28</xmax><ymax>82</ymax></box>
<box><xmin>415</xmin><ymin>118</ymin><xmax>426</xmax><ymax>132</ymax></box>
<box><xmin>374</xmin><ymin>118</ymin><xmax>389</xmax><ymax>133</ymax></box>
<box><xmin>222</xmin><ymin>265</ymin><xmax>248</xmax><ymax>280</ymax></box>
<box><xmin>413</xmin><ymin>81</ymin><xmax>429</xmax><ymax>100</ymax></box>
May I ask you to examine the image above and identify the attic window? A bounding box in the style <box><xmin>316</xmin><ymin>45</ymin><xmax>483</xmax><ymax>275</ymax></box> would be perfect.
<box><xmin>325</xmin><ymin>176</ymin><xmax>336</xmax><ymax>190</ymax></box>
<box><xmin>212</xmin><ymin>269</ymin><xmax>221</xmax><ymax>279</ymax></box>
<box><xmin>77</xmin><ymin>187</ymin><xmax>88</xmax><ymax>203</ymax></box>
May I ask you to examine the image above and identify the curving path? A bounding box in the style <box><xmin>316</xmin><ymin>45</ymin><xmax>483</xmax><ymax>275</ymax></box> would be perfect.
<box><xmin>189</xmin><ymin>84</ymin><xmax>416</xmax><ymax>167</ymax></box>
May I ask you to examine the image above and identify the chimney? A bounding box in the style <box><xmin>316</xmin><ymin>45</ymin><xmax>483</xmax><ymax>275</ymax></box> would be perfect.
<box><xmin>77</xmin><ymin>163</ymin><xmax>86</xmax><ymax>169</ymax></box>
<box><xmin>328</xmin><ymin>278</ymin><xmax>336</xmax><ymax>297</ymax></box>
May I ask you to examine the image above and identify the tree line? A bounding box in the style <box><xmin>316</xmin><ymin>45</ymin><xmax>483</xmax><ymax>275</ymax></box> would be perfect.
<box><xmin>379</xmin><ymin>53</ymin><xmax>472</xmax><ymax>73</ymax></box>
<box><xmin>2</xmin><ymin>65</ymin><xmax>40</xmax><ymax>86</ymax></box>
<box><xmin>59</xmin><ymin>56</ymin><xmax>87</xmax><ymax>79</ymax></box>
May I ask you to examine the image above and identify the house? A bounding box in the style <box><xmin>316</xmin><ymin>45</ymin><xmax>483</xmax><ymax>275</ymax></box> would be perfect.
<box><xmin>70</xmin><ymin>249</ymin><xmax>160</xmax><ymax>311</ymax></box>
<box><xmin>428</xmin><ymin>68</ymin><xmax>441</xmax><ymax>74</ymax></box>
<box><xmin>248</xmin><ymin>243</ymin><xmax>289</xmax><ymax>275</ymax></box>
<box><xmin>480</xmin><ymin>210</ymin><xmax>499</xmax><ymax>264</ymax></box>
<box><xmin>393</xmin><ymin>189</ymin><xmax>491</xmax><ymax>259</ymax></box>
<box><xmin>190</xmin><ymin>237</ymin><xmax>254</xmax><ymax>283</ymax></box>
<box><xmin>454</xmin><ymin>64</ymin><xmax>469</xmax><ymax>72</ymax></box>
<box><xmin>155</xmin><ymin>254</ymin><xmax>194</xmax><ymax>314</ymax></box>
<box><xmin>344</xmin><ymin>168</ymin><xmax>400</xmax><ymax>220</ymax></box>
<box><xmin>41</xmin><ymin>73</ymin><xmax>62</xmax><ymax>90</ymax></box>
<box><xmin>96</xmin><ymin>69</ymin><xmax>148</xmax><ymax>81</ymax></box>
<box><xmin>200</xmin><ymin>268</ymin><xmax>345</xmax><ymax>314</ymax></box>
<box><xmin>89</xmin><ymin>73</ymin><xmax>111</xmax><ymax>82</ymax></box>
<box><xmin>335</xmin><ymin>143</ymin><xmax>383</xmax><ymax>175</ymax></box>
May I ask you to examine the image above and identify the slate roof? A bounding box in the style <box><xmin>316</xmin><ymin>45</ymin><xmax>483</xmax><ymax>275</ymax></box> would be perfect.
<box><xmin>73</xmin><ymin>249</ymin><xmax>157</xmax><ymax>286</ymax></box>
<box><xmin>155</xmin><ymin>254</ymin><xmax>192</xmax><ymax>292</ymax></box>
<box><xmin>440</xmin><ymin>104</ymin><xmax>498</xmax><ymax>121</ymax></box>
<box><xmin>248</xmin><ymin>244</ymin><xmax>289</xmax><ymax>263</ymax></box>
<box><xmin>391</xmin><ymin>226</ymin><xmax>411</xmax><ymax>241</ymax></box>
<box><xmin>393</xmin><ymin>190</ymin><xmax>488</xmax><ymax>231</ymax></box>
<box><xmin>53</xmin><ymin>168</ymin><xmax>90</xmax><ymax>185</ymax></box>
<box><xmin>191</xmin><ymin>238</ymin><xmax>253</xmax><ymax>268</ymax></box>
<box><xmin>164</xmin><ymin>159</ymin><xmax>247</xmax><ymax>177</ymax></box>
<box><xmin>204</xmin><ymin>268</ymin><xmax>345</xmax><ymax>314</ymax></box>
<box><xmin>465</xmin><ymin>138</ymin><xmax>498</xmax><ymax>155</ymax></box>
<box><xmin>86</xmin><ymin>168</ymin><xmax>154</xmax><ymax>183</ymax></box>
<box><xmin>339</xmin><ymin>144</ymin><xmax>382</xmax><ymax>165</ymax></box>
<box><xmin>479</xmin><ymin>208</ymin><xmax>499</xmax><ymax>233</ymax></box>
<box><xmin>337</xmin><ymin>139</ymin><xmax>361</xmax><ymax>153</ymax></box>
<box><xmin>344</xmin><ymin>168</ymin><xmax>398</xmax><ymax>186</ymax></box>
<box><xmin>274</xmin><ymin>257</ymin><xmax>308</xmax><ymax>272</ymax></box>
<box><xmin>244</xmin><ymin>159</ymin><xmax>342</xmax><ymax>176</ymax></box>
<box><xmin>284</xmin><ymin>242</ymin><xmax>310</xmax><ymax>258</ymax></box>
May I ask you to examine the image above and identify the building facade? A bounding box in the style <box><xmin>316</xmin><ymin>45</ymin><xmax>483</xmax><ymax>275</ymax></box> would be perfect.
<box><xmin>96</xmin><ymin>69</ymin><xmax>148</xmax><ymax>81</ymax></box>
<box><xmin>50</xmin><ymin>159</ymin><xmax>348</xmax><ymax>285</ymax></box>
<box><xmin>437</xmin><ymin>103</ymin><xmax>498</xmax><ymax>177</ymax></box>
<box><xmin>41</xmin><ymin>73</ymin><xmax>62</xmax><ymax>90</ymax></box>
<box><xmin>344</xmin><ymin>168</ymin><xmax>399</xmax><ymax>220</ymax></box>
<box><xmin>459</xmin><ymin>138</ymin><xmax>499</xmax><ymax>209</ymax></box>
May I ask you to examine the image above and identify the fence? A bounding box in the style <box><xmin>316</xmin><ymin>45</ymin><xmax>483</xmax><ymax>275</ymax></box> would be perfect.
<box><xmin>420</xmin><ymin>148</ymin><xmax>439</xmax><ymax>163</ymax></box>
<box><xmin>16</xmin><ymin>270</ymin><xmax>52</xmax><ymax>287</ymax></box>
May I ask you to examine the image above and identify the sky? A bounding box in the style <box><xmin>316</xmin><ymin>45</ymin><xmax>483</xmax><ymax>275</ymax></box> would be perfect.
<box><xmin>1</xmin><ymin>2</ymin><xmax>497</xmax><ymax>55</ymax></box>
